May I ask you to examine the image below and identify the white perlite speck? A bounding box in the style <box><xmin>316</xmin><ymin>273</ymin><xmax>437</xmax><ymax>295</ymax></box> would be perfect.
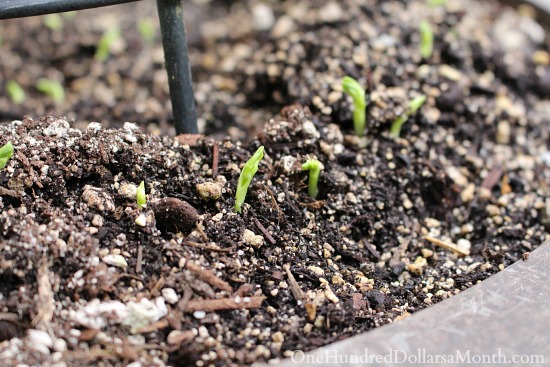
<box><xmin>135</xmin><ymin>213</ymin><xmax>147</xmax><ymax>227</ymax></box>
<box><xmin>161</xmin><ymin>288</ymin><xmax>179</xmax><ymax>304</ymax></box>
<box><xmin>71</xmin><ymin>299</ymin><xmax>128</xmax><ymax>329</ymax></box>
<box><xmin>27</xmin><ymin>329</ymin><xmax>53</xmax><ymax>355</ymax></box>
<box><xmin>193</xmin><ymin>310</ymin><xmax>206</xmax><ymax>319</ymax></box>
<box><xmin>102</xmin><ymin>254</ymin><xmax>128</xmax><ymax>268</ymax></box>
<box><xmin>252</xmin><ymin>3</ymin><xmax>275</xmax><ymax>31</ymax></box>
<box><xmin>122</xmin><ymin>297</ymin><xmax>168</xmax><ymax>334</ymax></box>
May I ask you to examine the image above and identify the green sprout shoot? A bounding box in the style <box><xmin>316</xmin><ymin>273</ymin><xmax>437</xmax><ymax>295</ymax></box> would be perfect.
<box><xmin>302</xmin><ymin>158</ymin><xmax>324</xmax><ymax>199</ymax></box>
<box><xmin>419</xmin><ymin>20</ymin><xmax>434</xmax><ymax>59</ymax></box>
<box><xmin>95</xmin><ymin>27</ymin><xmax>121</xmax><ymax>62</ymax></box>
<box><xmin>62</xmin><ymin>11</ymin><xmax>77</xmax><ymax>20</ymax></box>
<box><xmin>6</xmin><ymin>80</ymin><xmax>25</xmax><ymax>105</ymax></box>
<box><xmin>36</xmin><ymin>79</ymin><xmax>65</xmax><ymax>104</ymax></box>
<box><xmin>137</xmin><ymin>181</ymin><xmax>146</xmax><ymax>208</ymax></box>
<box><xmin>390</xmin><ymin>95</ymin><xmax>427</xmax><ymax>138</ymax></box>
<box><xmin>43</xmin><ymin>13</ymin><xmax>64</xmax><ymax>30</ymax></box>
<box><xmin>342</xmin><ymin>76</ymin><xmax>367</xmax><ymax>136</ymax></box>
<box><xmin>137</xmin><ymin>19</ymin><xmax>156</xmax><ymax>45</ymax></box>
<box><xmin>234</xmin><ymin>146</ymin><xmax>264</xmax><ymax>213</ymax></box>
<box><xmin>427</xmin><ymin>0</ymin><xmax>447</xmax><ymax>7</ymax></box>
<box><xmin>0</xmin><ymin>142</ymin><xmax>14</xmax><ymax>170</ymax></box>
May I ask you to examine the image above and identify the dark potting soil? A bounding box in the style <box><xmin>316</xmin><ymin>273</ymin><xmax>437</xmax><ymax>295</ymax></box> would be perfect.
<box><xmin>0</xmin><ymin>0</ymin><xmax>549</xmax><ymax>366</ymax></box>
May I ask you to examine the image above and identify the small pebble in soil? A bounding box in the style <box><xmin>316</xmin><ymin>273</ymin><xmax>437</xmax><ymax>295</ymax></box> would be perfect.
<box><xmin>102</xmin><ymin>254</ymin><xmax>128</xmax><ymax>268</ymax></box>
<box><xmin>135</xmin><ymin>213</ymin><xmax>147</xmax><ymax>227</ymax></box>
<box><xmin>82</xmin><ymin>185</ymin><xmax>115</xmax><ymax>212</ymax></box>
<box><xmin>196</xmin><ymin>181</ymin><xmax>223</xmax><ymax>200</ymax></box>
<box><xmin>242</xmin><ymin>229</ymin><xmax>264</xmax><ymax>248</ymax></box>
<box><xmin>407</xmin><ymin>257</ymin><xmax>427</xmax><ymax>275</ymax></box>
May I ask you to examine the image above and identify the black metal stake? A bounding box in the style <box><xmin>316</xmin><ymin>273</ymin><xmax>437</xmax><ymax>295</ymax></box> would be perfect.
<box><xmin>0</xmin><ymin>0</ymin><xmax>138</xmax><ymax>19</ymax></box>
<box><xmin>156</xmin><ymin>0</ymin><xmax>198</xmax><ymax>134</ymax></box>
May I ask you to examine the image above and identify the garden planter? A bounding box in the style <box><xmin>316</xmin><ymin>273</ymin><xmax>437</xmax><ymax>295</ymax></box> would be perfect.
<box><xmin>0</xmin><ymin>0</ymin><xmax>549</xmax><ymax>366</ymax></box>
<box><xmin>275</xmin><ymin>240</ymin><xmax>550</xmax><ymax>366</ymax></box>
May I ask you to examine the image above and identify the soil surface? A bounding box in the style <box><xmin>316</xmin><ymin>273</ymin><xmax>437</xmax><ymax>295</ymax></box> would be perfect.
<box><xmin>1</xmin><ymin>0</ymin><xmax>549</xmax><ymax>366</ymax></box>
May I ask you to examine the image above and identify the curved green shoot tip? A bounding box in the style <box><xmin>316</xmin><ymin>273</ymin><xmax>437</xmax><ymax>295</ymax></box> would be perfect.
<box><xmin>427</xmin><ymin>0</ymin><xmax>447</xmax><ymax>8</ymax></box>
<box><xmin>234</xmin><ymin>146</ymin><xmax>264</xmax><ymax>213</ymax></box>
<box><xmin>36</xmin><ymin>79</ymin><xmax>65</xmax><ymax>104</ymax></box>
<box><xmin>43</xmin><ymin>13</ymin><xmax>64</xmax><ymax>31</ymax></box>
<box><xmin>0</xmin><ymin>142</ymin><xmax>14</xmax><ymax>170</ymax></box>
<box><xmin>6</xmin><ymin>80</ymin><xmax>25</xmax><ymax>105</ymax></box>
<box><xmin>137</xmin><ymin>19</ymin><xmax>156</xmax><ymax>45</ymax></box>
<box><xmin>409</xmin><ymin>95</ymin><xmax>427</xmax><ymax>114</ymax></box>
<box><xmin>390</xmin><ymin>95</ymin><xmax>427</xmax><ymax>138</ymax></box>
<box><xmin>419</xmin><ymin>20</ymin><xmax>434</xmax><ymax>59</ymax></box>
<box><xmin>137</xmin><ymin>181</ymin><xmax>146</xmax><ymax>208</ymax></box>
<box><xmin>342</xmin><ymin>76</ymin><xmax>367</xmax><ymax>136</ymax></box>
<box><xmin>95</xmin><ymin>27</ymin><xmax>121</xmax><ymax>62</ymax></box>
<box><xmin>302</xmin><ymin>158</ymin><xmax>324</xmax><ymax>199</ymax></box>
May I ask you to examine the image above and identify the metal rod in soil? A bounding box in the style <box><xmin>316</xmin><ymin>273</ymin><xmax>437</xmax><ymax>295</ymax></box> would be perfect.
<box><xmin>156</xmin><ymin>0</ymin><xmax>198</xmax><ymax>134</ymax></box>
<box><xmin>0</xmin><ymin>0</ymin><xmax>139</xmax><ymax>19</ymax></box>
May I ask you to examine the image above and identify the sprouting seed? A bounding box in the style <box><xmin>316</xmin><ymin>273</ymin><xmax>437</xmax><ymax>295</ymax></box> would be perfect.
<box><xmin>419</xmin><ymin>20</ymin><xmax>434</xmax><ymax>59</ymax></box>
<box><xmin>95</xmin><ymin>27</ymin><xmax>121</xmax><ymax>62</ymax></box>
<box><xmin>36</xmin><ymin>79</ymin><xmax>65</xmax><ymax>104</ymax></box>
<box><xmin>62</xmin><ymin>11</ymin><xmax>77</xmax><ymax>20</ymax></box>
<box><xmin>234</xmin><ymin>146</ymin><xmax>264</xmax><ymax>213</ymax></box>
<box><xmin>302</xmin><ymin>158</ymin><xmax>324</xmax><ymax>199</ymax></box>
<box><xmin>137</xmin><ymin>19</ymin><xmax>156</xmax><ymax>45</ymax></box>
<box><xmin>0</xmin><ymin>142</ymin><xmax>14</xmax><ymax>170</ymax></box>
<box><xmin>6</xmin><ymin>80</ymin><xmax>25</xmax><ymax>105</ymax></box>
<box><xmin>342</xmin><ymin>76</ymin><xmax>367</xmax><ymax>137</ymax></box>
<box><xmin>43</xmin><ymin>13</ymin><xmax>64</xmax><ymax>31</ymax></box>
<box><xmin>137</xmin><ymin>181</ymin><xmax>146</xmax><ymax>208</ymax></box>
<box><xmin>427</xmin><ymin>0</ymin><xmax>447</xmax><ymax>7</ymax></box>
<box><xmin>390</xmin><ymin>95</ymin><xmax>427</xmax><ymax>138</ymax></box>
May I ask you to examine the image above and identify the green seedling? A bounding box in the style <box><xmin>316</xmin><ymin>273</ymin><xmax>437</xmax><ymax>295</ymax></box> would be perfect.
<box><xmin>302</xmin><ymin>158</ymin><xmax>324</xmax><ymax>199</ymax></box>
<box><xmin>137</xmin><ymin>19</ymin><xmax>156</xmax><ymax>45</ymax></box>
<box><xmin>43</xmin><ymin>13</ymin><xmax>64</xmax><ymax>30</ymax></box>
<box><xmin>419</xmin><ymin>20</ymin><xmax>434</xmax><ymax>59</ymax></box>
<box><xmin>95</xmin><ymin>27</ymin><xmax>121</xmax><ymax>62</ymax></box>
<box><xmin>6</xmin><ymin>80</ymin><xmax>25</xmax><ymax>105</ymax></box>
<box><xmin>137</xmin><ymin>181</ymin><xmax>146</xmax><ymax>208</ymax></box>
<box><xmin>342</xmin><ymin>76</ymin><xmax>367</xmax><ymax>136</ymax></box>
<box><xmin>390</xmin><ymin>95</ymin><xmax>427</xmax><ymax>138</ymax></box>
<box><xmin>0</xmin><ymin>142</ymin><xmax>14</xmax><ymax>170</ymax></box>
<box><xmin>234</xmin><ymin>146</ymin><xmax>264</xmax><ymax>213</ymax></box>
<box><xmin>427</xmin><ymin>0</ymin><xmax>447</xmax><ymax>7</ymax></box>
<box><xmin>62</xmin><ymin>11</ymin><xmax>77</xmax><ymax>20</ymax></box>
<box><xmin>36</xmin><ymin>79</ymin><xmax>65</xmax><ymax>104</ymax></box>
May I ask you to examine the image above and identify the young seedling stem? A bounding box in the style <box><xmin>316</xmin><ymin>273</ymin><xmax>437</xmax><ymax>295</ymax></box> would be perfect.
<box><xmin>137</xmin><ymin>18</ymin><xmax>156</xmax><ymax>45</ymax></box>
<box><xmin>342</xmin><ymin>76</ymin><xmax>367</xmax><ymax>136</ymax></box>
<box><xmin>36</xmin><ymin>79</ymin><xmax>65</xmax><ymax>104</ymax></box>
<box><xmin>137</xmin><ymin>181</ymin><xmax>146</xmax><ymax>208</ymax></box>
<box><xmin>0</xmin><ymin>141</ymin><xmax>14</xmax><ymax>170</ymax></box>
<box><xmin>419</xmin><ymin>20</ymin><xmax>434</xmax><ymax>60</ymax></box>
<box><xmin>302</xmin><ymin>158</ymin><xmax>324</xmax><ymax>199</ymax></box>
<box><xmin>234</xmin><ymin>146</ymin><xmax>264</xmax><ymax>213</ymax></box>
<box><xmin>6</xmin><ymin>80</ymin><xmax>25</xmax><ymax>105</ymax></box>
<box><xmin>95</xmin><ymin>27</ymin><xmax>121</xmax><ymax>62</ymax></box>
<box><xmin>390</xmin><ymin>95</ymin><xmax>427</xmax><ymax>138</ymax></box>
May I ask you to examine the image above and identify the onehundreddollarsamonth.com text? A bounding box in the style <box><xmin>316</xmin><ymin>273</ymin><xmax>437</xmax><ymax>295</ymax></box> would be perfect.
<box><xmin>290</xmin><ymin>348</ymin><xmax>546</xmax><ymax>365</ymax></box>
